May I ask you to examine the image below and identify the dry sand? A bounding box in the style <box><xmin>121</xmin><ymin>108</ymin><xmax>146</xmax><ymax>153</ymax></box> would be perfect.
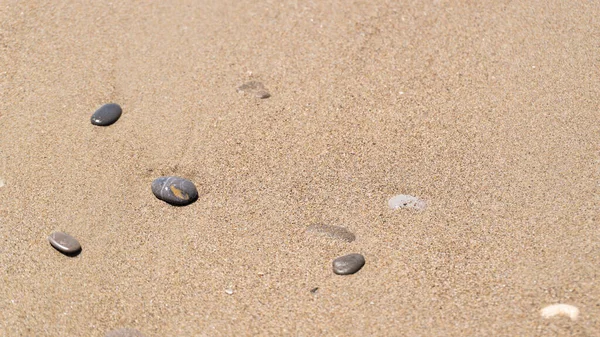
<box><xmin>1</xmin><ymin>1</ymin><xmax>599</xmax><ymax>336</ymax></box>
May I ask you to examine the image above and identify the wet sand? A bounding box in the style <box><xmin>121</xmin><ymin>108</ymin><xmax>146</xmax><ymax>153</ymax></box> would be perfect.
<box><xmin>1</xmin><ymin>1</ymin><xmax>599</xmax><ymax>336</ymax></box>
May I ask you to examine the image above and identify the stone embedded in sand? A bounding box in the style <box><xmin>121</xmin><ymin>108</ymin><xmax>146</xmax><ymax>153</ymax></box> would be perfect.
<box><xmin>48</xmin><ymin>232</ymin><xmax>81</xmax><ymax>255</ymax></box>
<box><xmin>332</xmin><ymin>253</ymin><xmax>365</xmax><ymax>275</ymax></box>
<box><xmin>91</xmin><ymin>103</ymin><xmax>122</xmax><ymax>126</ymax></box>
<box><xmin>388</xmin><ymin>194</ymin><xmax>427</xmax><ymax>210</ymax></box>
<box><xmin>151</xmin><ymin>176</ymin><xmax>198</xmax><ymax>206</ymax></box>
<box><xmin>540</xmin><ymin>304</ymin><xmax>580</xmax><ymax>321</ymax></box>
<box><xmin>306</xmin><ymin>224</ymin><xmax>356</xmax><ymax>242</ymax></box>
<box><xmin>236</xmin><ymin>81</ymin><xmax>271</xmax><ymax>99</ymax></box>
<box><xmin>105</xmin><ymin>328</ymin><xmax>147</xmax><ymax>337</ymax></box>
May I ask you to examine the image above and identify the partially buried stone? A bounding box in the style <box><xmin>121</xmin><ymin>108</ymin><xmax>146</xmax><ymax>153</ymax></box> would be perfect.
<box><xmin>332</xmin><ymin>253</ymin><xmax>365</xmax><ymax>275</ymax></box>
<box><xmin>306</xmin><ymin>224</ymin><xmax>356</xmax><ymax>242</ymax></box>
<box><xmin>105</xmin><ymin>328</ymin><xmax>147</xmax><ymax>337</ymax></box>
<box><xmin>388</xmin><ymin>194</ymin><xmax>427</xmax><ymax>211</ymax></box>
<box><xmin>151</xmin><ymin>176</ymin><xmax>198</xmax><ymax>206</ymax></box>
<box><xmin>91</xmin><ymin>103</ymin><xmax>122</xmax><ymax>126</ymax></box>
<box><xmin>237</xmin><ymin>81</ymin><xmax>271</xmax><ymax>99</ymax></box>
<box><xmin>48</xmin><ymin>232</ymin><xmax>81</xmax><ymax>255</ymax></box>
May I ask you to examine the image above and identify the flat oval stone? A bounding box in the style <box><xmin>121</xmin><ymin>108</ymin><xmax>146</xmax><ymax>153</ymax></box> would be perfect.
<box><xmin>237</xmin><ymin>81</ymin><xmax>271</xmax><ymax>99</ymax></box>
<box><xmin>91</xmin><ymin>103</ymin><xmax>122</xmax><ymax>126</ymax></box>
<box><xmin>151</xmin><ymin>176</ymin><xmax>198</xmax><ymax>206</ymax></box>
<box><xmin>306</xmin><ymin>224</ymin><xmax>356</xmax><ymax>242</ymax></box>
<box><xmin>388</xmin><ymin>194</ymin><xmax>427</xmax><ymax>210</ymax></box>
<box><xmin>48</xmin><ymin>232</ymin><xmax>81</xmax><ymax>255</ymax></box>
<box><xmin>332</xmin><ymin>253</ymin><xmax>365</xmax><ymax>275</ymax></box>
<box><xmin>105</xmin><ymin>328</ymin><xmax>147</xmax><ymax>337</ymax></box>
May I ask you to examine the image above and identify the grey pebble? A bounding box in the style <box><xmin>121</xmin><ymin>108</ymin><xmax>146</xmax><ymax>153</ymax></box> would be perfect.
<box><xmin>151</xmin><ymin>176</ymin><xmax>198</xmax><ymax>206</ymax></box>
<box><xmin>105</xmin><ymin>328</ymin><xmax>146</xmax><ymax>337</ymax></box>
<box><xmin>332</xmin><ymin>253</ymin><xmax>365</xmax><ymax>275</ymax></box>
<box><xmin>306</xmin><ymin>224</ymin><xmax>356</xmax><ymax>242</ymax></box>
<box><xmin>48</xmin><ymin>232</ymin><xmax>81</xmax><ymax>255</ymax></box>
<box><xmin>237</xmin><ymin>81</ymin><xmax>271</xmax><ymax>99</ymax></box>
<box><xmin>91</xmin><ymin>103</ymin><xmax>122</xmax><ymax>126</ymax></box>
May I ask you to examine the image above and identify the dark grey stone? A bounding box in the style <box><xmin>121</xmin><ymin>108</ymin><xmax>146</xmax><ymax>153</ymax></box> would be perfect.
<box><xmin>236</xmin><ymin>81</ymin><xmax>271</xmax><ymax>99</ymax></box>
<box><xmin>105</xmin><ymin>328</ymin><xmax>146</xmax><ymax>337</ymax></box>
<box><xmin>91</xmin><ymin>103</ymin><xmax>122</xmax><ymax>126</ymax></box>
<box><xmin>48</xmin><ymin>232</ymin><xmax>81</xmax><ymax>255</ymax></box>
<box><xmin>151</xmin><ymin>176</ymin><xmax>198</xmax><ymax>206</ymax></box>
<box><xmin>332</xmin><ymin>253</ymin><xmax>365</xmax><ymax>275</ymax></box>
<box><xmin>306</xmin><ymin>224</ymin><xmax>356</xmax><ymax>242</ymax></box>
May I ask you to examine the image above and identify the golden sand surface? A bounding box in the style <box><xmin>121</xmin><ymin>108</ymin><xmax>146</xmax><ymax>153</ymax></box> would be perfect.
<box><xmin>1</xmin><ymin>1</ymin><xmax>598</xmax><ymax>336</ymax></box>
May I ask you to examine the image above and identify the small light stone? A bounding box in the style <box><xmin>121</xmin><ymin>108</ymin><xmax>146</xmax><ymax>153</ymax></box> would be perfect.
<box><xmin>105</xmin><ymin>328</ymin><xmax>147</xmax><ymax>337</ymax></box>
<box><xmin>237</xmin><ymin>81</ymin><xmax>271</xmax><ymax>99</ymax></box>
<box><xmin>388</xmin><ymin>194</ymin><xmax>427</xmax><ymax>210</ymax></box>
<box><xmin>306</xmin><ymin>224</ymin><xmax>356</xmax><ymax>242</ymax></box>
<box><xmin>540</xmin><ymin>304</ymin><xmax>580</xmax><ymax>321</ymax></box>
<box><xmin>91</xmin><ymin>103</ymin><xmax>122</xmax><ymax>126</ymax></box>
<box><xmin>151</xmin><ymin>176</ymin><xmax>198</xmax><ymax>206</ymax></box>
<box><xmin>332</xmin><ymin>253</ymin><xmax>365</xmax><ymax>275</ymax></box>
<box><xmin>48</xmin><ymin>232</ymin><xmax>81</xmax><ymax>255</ymax></box>
<box><xmin>225</xmin><ymin>288</ymin><xmax>234</xmax><ymax>295</ymax></box>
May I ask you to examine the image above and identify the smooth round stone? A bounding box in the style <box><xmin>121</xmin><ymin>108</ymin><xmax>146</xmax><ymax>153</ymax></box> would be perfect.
<box><xmin>332</xmin><ymin>253</ymin><xmax>365</xmax><ymax>275</ymax></box>
<box><xmin>388</xmin><ymin>194</ymin><xmax>427</xmax><ymax>210</ymax></box>
<box><xmin>91</xmin><ymin>103</ymin><xmax>122</xmax><ymax>126</ymax></box>
<box><xmin>105</xmin><ymin>328</ymin><xmax>147</xmax><ymax>337</ymax></box>
<box><xmin>236</xmin><ymin>81</ymin><xmax>271</xmax><ymax>99</ymax></box>
<box><xmin>306</xmin><ymin>224</ymin><xmax>356</xmax><ymax>242</ymax></box>
<box><xmin>151</xmin><ymin>176</ymin><xmax>198</xmax><ymax>206</ymax></box>
<box><xmin>48</xmin><ymin>232</ymin><xmax>81</xmax><ymax>255</ymax></box>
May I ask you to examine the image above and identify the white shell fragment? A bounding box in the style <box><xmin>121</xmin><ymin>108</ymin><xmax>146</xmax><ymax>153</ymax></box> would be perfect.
<box><xmin>388</xmin><ymin>194</ymin><xmax>427</xmax><ymax>210</ymax></box>
<box><xmin>540</xmin><ymin>304</ymin><xmax>580</xmax><ymax>321</ymax></box>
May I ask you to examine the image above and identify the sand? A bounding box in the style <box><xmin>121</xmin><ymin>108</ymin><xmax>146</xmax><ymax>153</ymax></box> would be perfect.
<box><xmin>1</xmin><ymin>1</ymin><xmax>599</xmax><ymax>336</ymax></box>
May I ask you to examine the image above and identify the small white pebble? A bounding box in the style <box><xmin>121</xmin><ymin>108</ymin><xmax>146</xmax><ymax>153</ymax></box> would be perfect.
<box><xmin>388</xmin><ymin>194</ymin><xmax>427</xmax><ymax>210</ymax></box>
<box><xmin>225</xmin><ymin>288</ymin><xmax>234</xmax><ymax>295</ymax></box>
<box><xmin>0</xmin><ymin>178</ymin><xmax>4</xmax><ymax>187</ymax></box>
<box><xmin>540</xmin><ymin>304</ymin><xmax>579</xmax><ymax>320</ymax></box>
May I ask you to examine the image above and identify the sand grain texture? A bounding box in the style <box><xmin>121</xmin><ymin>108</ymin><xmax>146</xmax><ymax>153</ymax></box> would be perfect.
<box><xmin>0</xmin><ymin>1</ymin><xmax>599</xmax><ymax>336</ymax></box>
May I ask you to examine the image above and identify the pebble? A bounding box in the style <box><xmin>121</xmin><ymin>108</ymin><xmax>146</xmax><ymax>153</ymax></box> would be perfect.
<box><xmin>388</xmin><ymin>194</ymin><xmax>427</xmax><ymax>210</ymax></box>
<box><xmin>332</xmin><ymin>253</ymin><xmax>365</xmax><ymax>275</ymax></box>
<box><xmin>105</xmin><ymin>328</ymin><xmax>147</xmax><ymax>337</ymax></box>
<box><xmin>48</xmin><ymin>232</ymin><xmax>81</xmax><ymax>255</ymax></box>
<box><xmin>151</xmin><ymin>176</ymin><xmax>199</xmax><ymax>206</ymax></box>
<box><xmin>540</xmin><ymin>304</ymin><xmax>580</xmax><ymax>321</ymax></box>
<box><xmin>306</xmin><ymin>224</ymin><xmax>356</xmax><ymax>242</ymax></box>
<box><xmin>91</xmin><ymin>103</ymin><xmax>122</xmax><ymax>126</ymax></box>
<box><xmin>236</xmin><ymin>81</ymin><xmax>271</xmax><ymax>99</ymax></box>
